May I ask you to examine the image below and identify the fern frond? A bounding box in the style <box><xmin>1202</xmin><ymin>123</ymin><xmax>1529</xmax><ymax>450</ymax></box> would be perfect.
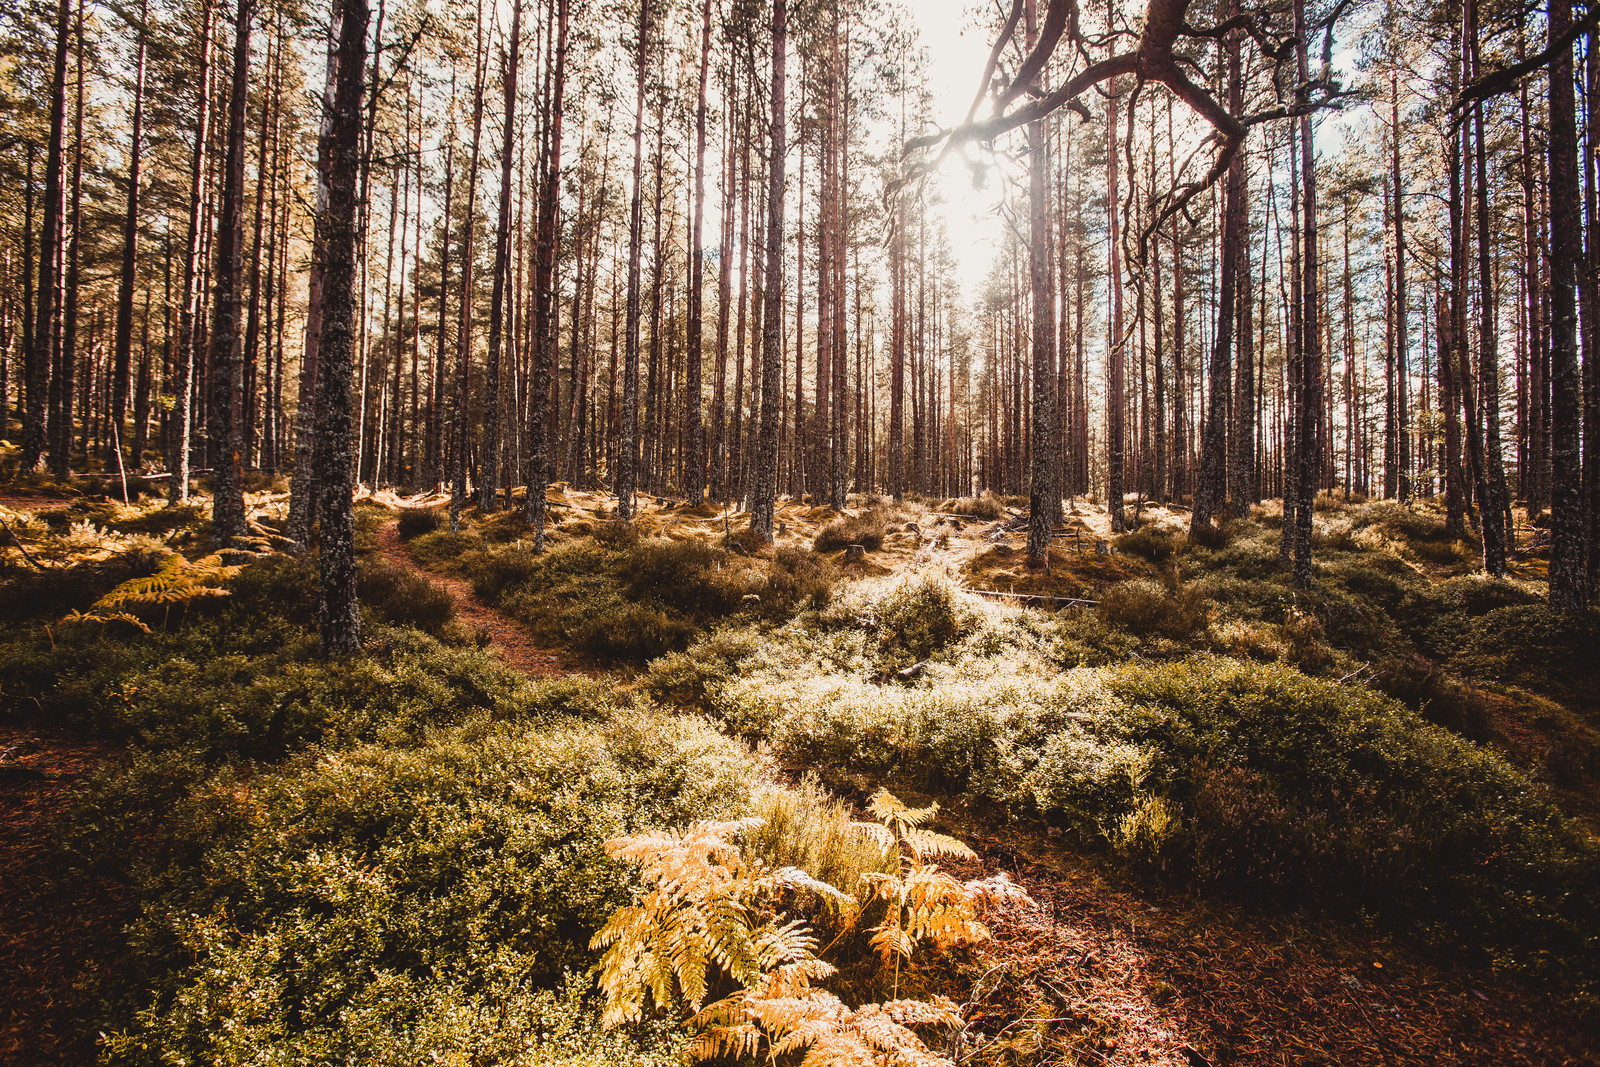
<box><xmin>869</xmin><ymin>921</ymin><xmax>916</xmax><ymax>964</ymax></box>
<box><xmin>772</xmin><ymin>865</ymin><xmax>860</xmax><ymax>915</ymax></box>
<box><xmin>963</xmin><ymin>871</ymin><xmax>1032</xmax><ymax>908</ymax></box>
<box><xmin>875</xmin><ymin>996</ymin><xmax>963</xmax><ymax>1029</ymax></box>
<box><xmin>866</xmin><ymin>788</ymin><xmax>938</xmax><ymax>829</ymax></box>
<box><xmin>900</xmin><ymin>828</ymin><xmax>976</xmax><ymax>862</ymax></box>
<box><xmin>688</xmin><ymin>1023</ymin><xmax>763</xmax><ymax>1062</ymax></box>
<box><xmin>59</xmin><ymin>609</ymin><xmax>152</xmax><ymax>634</ymax></box>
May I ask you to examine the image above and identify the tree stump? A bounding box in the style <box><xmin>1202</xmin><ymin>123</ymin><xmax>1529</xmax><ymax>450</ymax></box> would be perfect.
<box><xmin>1095</xmin><ymin>539</ymin><xmax>1111</xmax><ymax>556</ymax></box>
<box><xmin>844</xmin><ymin>543</ymin><xmax>865</xmax><ymax>562</ymax></box>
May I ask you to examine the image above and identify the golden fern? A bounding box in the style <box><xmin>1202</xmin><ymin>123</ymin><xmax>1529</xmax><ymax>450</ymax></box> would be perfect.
<box><xmin>593</xmin><ymin>809</ymin><xmax>974</xmax><ymax>1065</ymax></box>
<box><xmin>59</xmin><ymin>608</ymin><xmax>152</xmax><ymax>634</ymax></box>
<box><xmin>95</xmin><ymin>552</ymin><xmax>243</xmax><ymax>610</ymax></box>
<box><xmin>853</xmin><ymin>791</ymin><xmax>1032</xmax><ymax>976</ymax></box>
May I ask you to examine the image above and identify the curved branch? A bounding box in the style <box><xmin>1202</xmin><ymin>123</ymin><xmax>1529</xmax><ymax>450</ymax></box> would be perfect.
<box><xmin>1456</xmin><ymin>2</ymin><xmax>1600</xmax><ymax>108</ymax></box>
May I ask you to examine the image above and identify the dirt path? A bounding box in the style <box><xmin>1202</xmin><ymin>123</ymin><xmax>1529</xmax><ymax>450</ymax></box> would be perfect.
<box><xmin>956</xmin><ymin>828</ymin><xmax>1598</xmax><ymax>1067</ymax></box>
<box><xmin>375</xmin><ymin>519</ymin><xmax>568</xmax><ymax>676</ymax></box>
<box><xmin>0</xmin><ymin>727</ymin><xmax>128</xmax><ymax>1067</ymax></box>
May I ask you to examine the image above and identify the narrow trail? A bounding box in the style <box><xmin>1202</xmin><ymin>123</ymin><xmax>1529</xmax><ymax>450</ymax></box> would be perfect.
<box><xmin>0</xmin><ymin>727</ymin><xmax>127</xmax><ymax>1067</ymax></box>
<box><xmin>960</xmin><ymin>830</ymin><xmax>1595</xmax><ymax>1067</ymax></box>
<box><xmin>374</xmin><ymin>519</ymin><xmax>569</xmax><ymax>677</ymax></box>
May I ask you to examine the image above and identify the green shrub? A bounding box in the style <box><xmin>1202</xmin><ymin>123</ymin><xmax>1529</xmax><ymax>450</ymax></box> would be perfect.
<box><xmin>105</xmin><ymin>709</ymin><xmax>750</xmax><ymax>1065</ymax></box>
<box><xmin>876</xmin><ymin>574</ymin><xmax>971</xmax><ymax>662</ymax></box>
<box><xmin>575</xmin><ymin>601</ymin><xmax>698</xmax><ymax>662</ymax></box>
<box><xmin>397</xmin><ymin>505</ymin><xmax>442</xmax><ymax>539</ymax></box>
<box><xmin>814</xmin><ymin>508</ymin><xmax>888</xmax><ymax>552</ymax></box>
<box><xmin>1118</xmin><ymin>526</ymin><xmax>1178</xmax><ymax>562</ymax></box>
<box><xmin>1099</xmin><ymin>657</ymin><xmax>1597</xmax><ymax>963</ymax></box>
<box><xmin>407</xmin><ymin>528</ymin><xmax>480</xmax><ymax>569</ymax></box>
<box><xmin>357</xmin><ymin>557</ymin><xmax>456</xmax><ymax>635</ymax></box>
<box><xmin>1097</xmin><ymin>579</ymin><xmax>1208</xmax><ymax>640</ymax></box>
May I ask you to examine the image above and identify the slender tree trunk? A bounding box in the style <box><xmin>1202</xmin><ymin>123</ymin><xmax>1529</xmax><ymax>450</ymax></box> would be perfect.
<box><xmin>617</xmin><ymin>0</ymin><xmax>649</xmax><ymax>520</ymax></box>
<box><xmin>51</xmin><ymin>0</ymin><xmax>84</xmax><ymax>482</ymax></box>
<box><xmin>168</xmin><ymin>1</ymin><xmax>215</xmax><ymax>504</ymax></box>
<box><xmin>481</xmin><ymin>0</ymin><xmax>522</xmax><ymax>513</ymax></box>
<box><xmin>684</xmin><ymin>0</ymin><xmax>713</xmax><ymax>503</ymax></box>
<box><xmin>1195</xmin><ymin>2</ymin><xmax>1244</xmax><ymax>533</ymax></box>
<box><xmin>207</xmin><ymin>0</ymin><xmax>254</xmax><ymax>544</ymax></box>
<box><xmin>107</xmin><ymin>0</ymin><xmax>150</xmax><ymax>471</ymax></box>
<box><xmin>1025</xmin><ymin>0</ymin><xmax>1057</xmax><ymax>562</ymax></box>
<box><xmin>451</xmin><ymin>5</ymin><xmax>487</xmax><ymax>534</ymax></box>
<box><xmin>1549</xmin><ymin>0</ymin><xmax>1590</xmax><ymax>609</ymax></box>
<box><xmin>1292</xmin><ymin>0</ymin><xmax>1321</xmax><ymax>586</ymax></box>
<box><xmin>315</xmin><ymin>0</ymin><xmax>370</xmax><ymax>656</ymax></box>
<box><xmin>527</xmin><ymin>0</ymin><xmax>567</xmax><ymax>545</ymax></box>
<box><xmin>287</xmin><ymin>14</ymin><xmax>341</xmax><ymax>539</ymax></box>
<box><xmin>21</xmin><ymin>0</ymin><xmax>72</xmax><ymax>472</ymax></box>
<box><xmin>1106</xmin><ymin>66</ymin><xmax>1126</xmax><ymax>533</ymax></box>
<box><xmin>750</xmin><ymin>0</ymin><xmax>786</xmax><ymax>540</ymax></box>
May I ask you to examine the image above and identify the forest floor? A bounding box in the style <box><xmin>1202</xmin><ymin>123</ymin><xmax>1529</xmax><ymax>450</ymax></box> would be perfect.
<box><xmin>2</xmin><ymin>487</ymin><xmax>1597</xmax><ymax>1065</ymax></box>
<box><xmin>374</xmin><ymin>517</ymin><xmax>569</xmax><ymax>676</ymax></box>
<box><xmin>371</xmin><ymin>491</ymin><xmax>1599</xmax><ymax>1066</ymax></box>
<box><xmin>0</xmin><ymin>725</ymin><xmax>129</xmax><ymax>1067</ymax></box>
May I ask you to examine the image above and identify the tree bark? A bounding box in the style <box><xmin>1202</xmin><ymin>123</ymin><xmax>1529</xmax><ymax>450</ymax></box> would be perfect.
<box><xmin>315</xmin><ymin>0</ymin><xmax>371</xmax><ymax>656</ymax></box>
<box><xmin>207</xmin><ymin>0</ymin><xmax>254</xmax><ymax>544</ymax></box>
<box><xmin>750</xmin><ymin>0</ymin><xmax>786</xmax><ymax>541</ymax></box>
<box><xmin>483</xmin><ymin>0</ymin><xmax>522</xmax><ymax>513</ymax></box>
<box><xmin>1548</xmin><ymin>0</ymin><xmax>1591</xmax><ymax>609</ymax></box>
<box><xmin>21</xmin><ymin>0</ymin><xmax>72</xmax><ymax>472</ymax></box>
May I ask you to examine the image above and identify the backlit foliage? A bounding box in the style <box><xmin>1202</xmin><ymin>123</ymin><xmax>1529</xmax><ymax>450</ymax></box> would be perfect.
<box><xmin>592</xmin><ymin>791</ymin><xmax>1028</xmax><ymax>1065</ymax></box>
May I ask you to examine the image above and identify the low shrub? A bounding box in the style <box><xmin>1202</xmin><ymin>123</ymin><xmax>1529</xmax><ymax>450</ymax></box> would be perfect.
<box><xmin>104</xmin><ymin>708</ymin><xmax>751</xmax><ymax>1065</ymax></box>
<box><xmin>814</xmin><ymin>508</ymin><xmax>887</xmax><ymax>553</ymax></box>
<box><xmin>357</xmin><ymin>557</ymin><xmax>455</xmax><ymax>635</ymax></box>
<box><xmin>397</xmin><ymin>505</ymin><xmax>443</xmax><ymax>539</ymax></box>
<box><xmin>1186</xmin><ymin>520</ymin><xmax>1233</xmax><ymax>550</ymax></box>
<box><xmin>936</xmin><ymin>493</ymin><xmax>1007</xmax><ymax>521</ymax></box>
<box><xmin>1117</xmin><ymin>526</ymin><xmax>1178</xmax><ymax>563</ymax></box>
<box><xmin>876</xmin><ymin>573</ymin><xmax>972</xmax><ymax>662</ymax></box>
<box><xmin>407</xmin><ymin>528</ymin><xmax>479</xmax><ymax>569</ymax></box>
<box><xmin>1097</xmin><ymin>579</ymin><xmax>1209</xmax><ymax>641</ymax></box>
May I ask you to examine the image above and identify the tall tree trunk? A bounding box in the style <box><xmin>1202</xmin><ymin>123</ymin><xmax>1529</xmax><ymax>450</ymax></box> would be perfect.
<box><xmin>526</xmin><ymin>0</ymin><xmax>567</xmax><ymax>546</ymax></box>
<box><xmin>1194</xmin><ymin>0</ymin><xmax>1244</xmax><ymax>533</ymax></box>
<box><xmin>1468</xmin><ymin>0</ymin><xmax>1510</xmax><ymax>574</ymax></box>
<box><xmin>1292</xmin><ymin>0</ymin><xmax>1321</xmax><ymax>586</ymax></box>
<box><xmin>288</xmin><ymin>14</ymin><xmax>342</xmax><ymax>539</ymax></box>
<box><xmin>483</xmin><ymin>0</ymin><xmax>523</xmax><ymax>513</ymax></box>
<box><xmin>1391</xmin><ymin>53</ymin><xmax>1412</xmax><ymax>501</ymax></box>
<box><xmin>1548</xmin><ymin>0</ymin><xmax>1591</xmax><ymax>609</ymax></box>
<box><xmin>315</xmin><ymin>0</ymin><xmax>371</xmax><ymax>656</ymax></box>
<box><xmin>684</xmin><ymin>0</ymin><xmax>712</xmax><ymax>503</ymax></box>
<box><xmin>616</xmin><ymin>0</ymin><xmax>649</xmax><ymax>520</ymax></box>
<box><xmin>21</xmin><ymin>0</ymin><xmax>72</xmax><ymax>472</ymax></box>
<box><xmin>51</xmin><ymin>0</ymin><xmax>84</xmax><ymax>482</ymax></box>
<box><xmin>207</xmin><ymin>0</ymin><xmax>254</xmax><ymax>544</ymax></box>
<box><xmin>750</xmin><ymin>0</ymin><xmax>786</xmax><ymax>541</ymax></box>
<box><xmin>1025</xmin><ymin>0</ymin><xmax>1057</xmax><ymax>562</ymax></box>
<box><xmin>108</xmin><ymin>0</ymin><xmax>149</xmax><ymax>471</ymax></box>
<box><xmin>450</xmin><ymin>4</ymin><xmax>487</xmax><ymax>534</ymax></box>
<box><xmin>168</xmin><ymin>1</ymin><xmax>215</xmax><ymax>503</ymax></box>
<box><xmin>1106</xmin><ymin>66</ymin><xmax>1126</xmax><ymax>533</ymax></box>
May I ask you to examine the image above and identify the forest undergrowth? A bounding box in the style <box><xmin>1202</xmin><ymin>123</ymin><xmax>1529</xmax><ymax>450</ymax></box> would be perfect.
<box><xmin>1</xmin><ymin>486</ymin><xmax>1598</xmax><ymax>1065</ymax></box>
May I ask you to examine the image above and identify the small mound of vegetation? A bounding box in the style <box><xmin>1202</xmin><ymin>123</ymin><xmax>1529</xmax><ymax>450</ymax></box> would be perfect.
<box><xmin>1117</xmin><ymin>525</ymin><xmax>1179</xmax><ymax>562</ymax></box>
<box><xmin>935</xmin><ymin>493</ymin><xmax>1008</xmax><ymax>521</ymax></box>
<box><xmin>669</xmin><ymin>580</ymin><xmax>1600</xmax><ymax>992</ymax></box>
<box><xmin>452</xmin><ymin>531</ymin><xmax>833</xmax><ymax>665</ymax></box>
<box><xmin>813</xmin><ymin>506</ymin><xmax>889</xmax><ymax>553</ymax></box>
<box><xmin>397</xmin><ymin>505</ymin><xmax>443</xmax><ymax>539</ymax></box>
<box><xmin>356</xmin><ymin>556</ymin><xmax>456</xmax><ymax>635</ymax></box>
